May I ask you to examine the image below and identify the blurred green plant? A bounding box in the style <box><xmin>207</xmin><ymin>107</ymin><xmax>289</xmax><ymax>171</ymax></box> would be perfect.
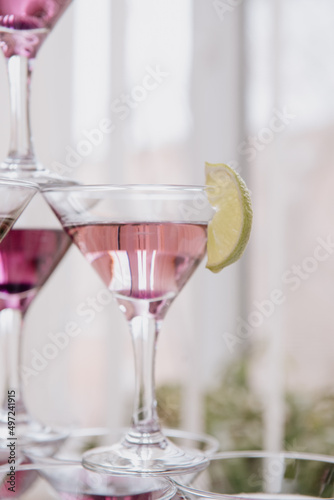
<box><xmin>156</xmin><ymin>384</ymin><xmax>181</xmax><ymax>429</ymax></box>
<box><xmin>155</xmin><ymin>354</ymin><xmax>334</xmax><ymax>495</ymax></box>
<box><xmin>285</xmin><ymin>391</ymin><xmax>334</xmax><ymax>455</ymax></box>
<box><xmin>204</xmin><ymin>354</ymin><xmax>263</xmax><ymax>451</ymax></box>
<box><xmin>157</xmin><ymin>354</ymin><xmax>334</xmax><ymax>456</ymax></box>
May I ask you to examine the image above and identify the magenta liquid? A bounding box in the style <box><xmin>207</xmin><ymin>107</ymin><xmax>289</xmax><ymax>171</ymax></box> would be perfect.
<box><xmin>0</xmin><ymin>0</ymin><xmax>72</xmax><ymax>57</ymax></box>
<box><xmin>0</xmin><ymin>465</ymin><xmax>37</xmax><ymax>498</ymax></box>
<box><xmin>49</xmin><ymin>468</ymin><xmax>171</xmax><ymax>500</ymax></box>
<box><xmin>67</xmin><ymin>222</ymin><xmax>207</xmax><ymax>319</ymax></box>
<box><xmin>0</xmin><ymin>228</ymin><xmax>71</xmax><ymax>312</ymax></box>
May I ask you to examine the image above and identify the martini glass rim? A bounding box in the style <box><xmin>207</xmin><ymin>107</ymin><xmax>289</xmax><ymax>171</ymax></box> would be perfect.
<box><xmin>186</xmin><ymin>449</ymin><xmax>334</xmax><ymax>463</ymax></box>
<box><xmin>42</xmin><ymin>183</ymin><xmax>212</xmax><ymax>194</ymax></box>
<box><xmin>0</xmin><ymin>26</ymin><xmax>49</xmax><ymax>34</ymax></box>
<box><xmin>0</xmin><ymin>177</ymin><xmax>39</xmax><ymax>191</ymax></box>
<box><xmin>173</xmin><ymin>450</ymin><xmax>334</xmax><ymax>499</ymax></box>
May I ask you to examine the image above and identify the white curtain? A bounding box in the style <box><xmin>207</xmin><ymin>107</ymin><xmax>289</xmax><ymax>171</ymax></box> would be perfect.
<box><xmin>4</xmin><ymin>0</ymin><xmax>241</xmax><ymax>434</ymax></box>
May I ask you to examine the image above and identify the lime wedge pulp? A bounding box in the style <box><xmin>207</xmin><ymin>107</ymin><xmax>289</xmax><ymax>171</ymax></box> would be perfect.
<box><xmin>205</xmin><ymin>162</ymin><xmax>253</xmax><ymax>273</ymax></box>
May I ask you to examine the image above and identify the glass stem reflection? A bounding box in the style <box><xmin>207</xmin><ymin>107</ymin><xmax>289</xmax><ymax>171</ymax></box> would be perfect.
<box><xmin>2</xmin><ymin>55</ymin><xmax>37</xmax><ymax>170</ymax></box>
<box><xmin>126</xmin><ymin>314</ymin><xmax>164</xmax><ymax>444</ymax></box>
<box><xmin>0</xmin><ymin>309</ymin><xmax>29</xmax><ymax>424</ymax></box>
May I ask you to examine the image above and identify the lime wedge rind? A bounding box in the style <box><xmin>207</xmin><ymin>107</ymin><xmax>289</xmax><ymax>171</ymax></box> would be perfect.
<box><xmin>205</xmin><ymin>162</ymin><xmax>253</xmax><ymax>273</ymax></box>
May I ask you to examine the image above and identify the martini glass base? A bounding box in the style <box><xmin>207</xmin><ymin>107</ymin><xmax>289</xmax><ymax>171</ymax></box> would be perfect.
<box><xmin>0</xmin><ymin>156</ymin><xmax>41</xmax><ymax>171</ymax></box>
<box><xmin>0</xmin><ymin>160</ymin><xmax>76</xmax><ymax>187</ymax></box>
<box><xmin>0</xmin><ymin>417</ymin><xmax>68</xmax><ymax>458</ymax></box>
<box><xmin>82</xmin><ymin>432</ymin><xmax>209</xmax><ymax>476</ymax></box>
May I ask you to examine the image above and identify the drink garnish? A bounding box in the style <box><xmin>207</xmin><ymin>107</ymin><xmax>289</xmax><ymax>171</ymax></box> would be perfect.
<box><xmin>205</xmin><ymin>162</ymin><xmax>253</xmax><ymax>273</ymax></box>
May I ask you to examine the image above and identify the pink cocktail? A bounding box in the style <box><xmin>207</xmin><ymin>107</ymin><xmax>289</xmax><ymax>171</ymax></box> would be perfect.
<box><xmin>0</xmin><ymin>0</ymin><xmax>72</xmax><ymax>58</ymax></box>
<box><xmin>43</xmin><ymin>184</ymin><xmax>214</xmax><ymax>476</ymax></box>
<box><xmin>0</xmin><ymin>228</ymin><xmax>70</xmax><ymax>312</ymax></box>
<box><xmin>0</xmin><ymin>0</ymin><xmax>73</xmax><ymax>173</ymax></box>
<box><xmin>68</xmin><ymin>222</ymin><xmax>207</xmax><ymax>320</ymax></box>
<box><xmin>0</xmin><ymin>227</ymin><xmax>71</xmax><ymax>445</ymax></box>
<box><xmin>0</xmin><ymin>0</ymin><xmax>74</xmax><ymax>457</ymax></box>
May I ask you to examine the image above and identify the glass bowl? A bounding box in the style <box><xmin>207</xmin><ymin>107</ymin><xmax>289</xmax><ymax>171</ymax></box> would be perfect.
<box><xmin>0</xmin><ymin>461</ymin><xmax>176</xmax><ymax>499</ymax></box>
<box><xmin>173</xmin><ymin>451</ymin><xmax>334</xmax><ymax>499</ymax></box>
<box><xmin>52</xmin><ymin>427</ymin><xmax>219</xmax><ymax>463</ymax></box>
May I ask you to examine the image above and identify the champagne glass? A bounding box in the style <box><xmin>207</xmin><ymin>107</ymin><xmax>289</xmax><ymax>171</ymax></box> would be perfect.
<box><xmin>43</xmin><ymin>184</ymin><xmax>215</xmax><ymax>476</ymax></box>
<box><xmin>0</xmin><ymin>178</ymin><xmax>38</xmax><ymax>242</ymax></box>
<box><xmin>0</xmin><ymin>0</ymin><xmax>75</xmax><ymax>455</ymax></box>
<box><xmin>174</xmin><ymin>451</ymin><xmax>334</xmax><ymax>499</ymax></box>
<box><xmin>40</xmin><ymin>427</ymin><xmax>220</xmax><ymax>465</ymax></box>
<box><xmin>0</xmin><ymin>461</ymin><xmax>177</xmax><ymax>499</ymax></box>
<box><xmin>0</xmin><ymin>178</ymin><xmax>38</xmax><ymax>485</ymax></box>
<box><xmin>0</xmin><ymin>222</ymin><xmax>71</xmax><ymax>447</ymax></box>
<box><xmin>0</xmin><ymin>0</ymin><xmax>73</xmax><ymax>177</ymax></box>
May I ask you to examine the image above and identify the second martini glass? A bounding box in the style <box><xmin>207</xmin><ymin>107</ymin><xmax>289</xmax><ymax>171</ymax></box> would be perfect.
<box><xmin>0</xmin><ymin>223</ymin><xmax>71</xmax><ymax>447</ymax></box>
<box><xmin>0</xmin><ymin>0</ymin><xmax>73</xmax><ymax>176</ymax></box>
<box><xmin>0</xmin><ymin>0</ymin><xmax>76</xmax><ymax>456</ymax></box>
<box><xmin>43</xmin><ymin>184</ymin><xmax>215</xmax><ymax>476</ymax></box>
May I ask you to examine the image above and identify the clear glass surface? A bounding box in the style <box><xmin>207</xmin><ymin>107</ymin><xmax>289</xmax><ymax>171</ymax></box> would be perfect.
<box><xmin>0</xmin><ymin>208</ymin><xmax>72</xmax><ymax>453</ymax></box>
<box><xmin>0</xmin><ymin>178</ymin><xmax>37</xmax><ymax>242</ymax></box>
<box><xmin>43</xmin><ymin>184</ymin><xmax>215</xmax><ymax>476</ymax></box>
<box><xmin>0</xmin><ymin>0</ymin><xmax>73</xmax><ymax>173</ymax></box>
<box><xmin>0</xmin><ymin>0</ymin><xmax>74</xmax><ymax>457</ymax></box>
<box><xmin>174</xmin><ymin>451</ymin><xmax>334</xmax><ymax>499</ymax></box>
<box><xmin>0</xmin><ymin>461</ymin><xmax>177</xmax><ymax>499</ymax></box>
<box><xmin>32</xmin><ymin>427</ymin><xmax>219</xmax><ymax>465</ymax></box>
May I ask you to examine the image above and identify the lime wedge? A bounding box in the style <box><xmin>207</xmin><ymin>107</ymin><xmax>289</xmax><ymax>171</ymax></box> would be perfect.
<box><xmin>205</xmin><ymin>162</ymin><xmax>253</xmax><ymax>273</ymax></box>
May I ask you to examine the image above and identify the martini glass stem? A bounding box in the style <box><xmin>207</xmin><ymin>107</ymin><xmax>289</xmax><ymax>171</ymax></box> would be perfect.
<box><xmin>0</xmin><ymin>309</ymin><xmax>29</xmax><ymax>424</ymax></box>
<box><xmin>126</xmin><ymin>314</ymin><xmax>165</xmax><ymax>445</ymax></box>
<box><xmin>3</xmin><ymin>55</ymin><xmax>37</xmax><ymax>169</ymax></box>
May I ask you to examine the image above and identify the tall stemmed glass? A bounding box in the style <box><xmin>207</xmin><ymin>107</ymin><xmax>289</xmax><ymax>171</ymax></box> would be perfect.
<box><xmin>0</xmin><ymin>0</ymin><xmax>72</xmax><ymax>177</ymax></box>
<box><xmin>43</xmin><ymin>184</ymin><xmax>215</xmax><ymax>476</ymax></box>
<box><xmin>0</xmin><ymin>0</ymin><xmax>74</xmax><ymax>454</ymax></box>
<box><xmin>0</xmin><ymin>461</ymin><xmax>177</xmax><ymax>500</ymax></box>
<box><xmin>0</xmin><ymin>178</ymin><xmax>39</xmax><ymax>472</ymax></box>
<box><xmin>0</xmin><ymin>220</ymin><xmax>71</xmax><ymax>449</ymax></box>
<box><xmin>174</xmin><ymin>451</ymin><xmax>334</xmax><ymax>499</ymax></box>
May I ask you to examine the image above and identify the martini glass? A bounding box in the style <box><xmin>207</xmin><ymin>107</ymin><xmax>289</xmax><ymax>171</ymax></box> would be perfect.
<box><xmin>40</xmin><ymin>427</ymin><xmax>220</xmax><ymax>466</ymax></box>
<box><xmin>174</xmin><ymin>451</ymin><xmax>334</xmax><ymax>499</ymax></box>
<box><xmin>0</xmin><ymin>222</ymin><xmax>71</xmax><ymax>451</ymax></box>
<box><xmin>0</xmin><ymin>0</ymin><xmax>73</xmax><ymax>176</ymax></box>
<box><xmin>0</xmin><ymin>178</ymin><xmax>38</xmax><ymax>242</ymax></box>
<box><xmin>0</xmin><ymin>0</ymin><xmax>76</xmax><ymax>456</ymax></box>
<box><xmin>0</xmin><ymin>461</ymin><xmax>177</xmax><ymax>500</ymax></box>
<box><xmin>43</xmin><ymin>184</ymin><xmax>215</xmax><ymax>476</ymax></box>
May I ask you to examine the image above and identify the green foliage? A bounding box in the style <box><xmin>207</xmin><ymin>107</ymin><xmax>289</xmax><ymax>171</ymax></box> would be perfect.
<box><xmin>285</xmin><ymin>391</ymin><xmax>334</xmax><ymax>455</ymax></box>
<box><xmin>157</xmin><ymin>354</ymin><xmax>334</xmax><ymax>457</ymax></box>
<box><xmin>205</xmin><ymin>355</ymin><xmax>263</xmax><ymax>451</ymax></box>
<box><xmin>156</xmin><ymin>384</ymin><xmax>181</xmax><ymax>429</ymax></box>
<box><xmin>154</xmin><ymin>356</ymin><xmax>334</xmax><ymax>495</ymax></box>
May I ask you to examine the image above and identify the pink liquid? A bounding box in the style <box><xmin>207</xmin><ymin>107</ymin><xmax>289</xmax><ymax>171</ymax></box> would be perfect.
<box><xmin>0</xmin><ymin>228</ymin><xmax>71</xmax><ymax>312</ymax></box>
<box><xmin>0</xmin><ymin>459</ymin><xmax>37</xmax><ymax>498</ymax></box>
<box><xmin>49</xmin><ymin>470</ymin><xmax>172</xmax><ymax>500</ymax></box>
<box><xmin>67</xmin><ymin>222</ymin><xmax>207</xmax><ymax>319</ymax></box>
<box><xmin>0</xmin><ymin>0</ymin><xmax>72</xmax><ymax>57</ymax></box>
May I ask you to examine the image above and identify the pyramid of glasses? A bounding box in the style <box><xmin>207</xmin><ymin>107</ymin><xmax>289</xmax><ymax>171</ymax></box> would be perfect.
<box><xmin>0</xmin><ymin>0</ymin><xmax>75</xmax><ymax>457</ymax></box>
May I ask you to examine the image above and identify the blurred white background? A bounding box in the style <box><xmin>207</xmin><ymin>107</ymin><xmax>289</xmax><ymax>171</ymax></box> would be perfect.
<box><xmin>1</xmin><ymin>0</ymin><xmax>334</xmax><ymax>454</ymax></box>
